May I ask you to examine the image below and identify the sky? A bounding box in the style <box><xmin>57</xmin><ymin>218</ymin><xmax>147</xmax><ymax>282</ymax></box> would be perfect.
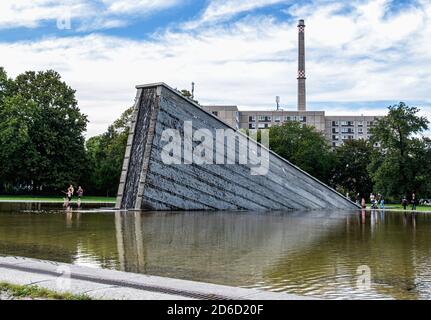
<box><xmin>0</xmin><ymin>0</ymin><xmax>430</xmax><ymax>137</ymax></box>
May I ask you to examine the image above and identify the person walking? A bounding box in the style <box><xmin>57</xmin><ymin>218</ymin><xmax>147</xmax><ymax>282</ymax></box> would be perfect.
<box><xmin>67</xmin><ymin>185</ymin><xmax>74</xmax><ymax>202</ymax></box>
<box><xmin>402</xmin><ymin>196</ymin><xmax>408</xmax><ymax>210</ymax></box>
<box><xmin>379</xmin><ymin>194</ymin><xmax>385</xmax><ymax>210</ymax></box>
<box><xmin>77</xmin><ymin>186</ymin><xmax>84</xmax><ymax>200</ymax></box>
<box><xmin>355</xmin><ymin>193</ymin><xmax>360</xmax><ymax>206</ymax></box>
<box><xmin>411</xmin><ymin>193</ymin><xmax>417</xmax><ymax>211</ymax></box>
<box><xmin>370</xmin><ymin>193</ymin><xmax>376</xmax><ymax>209</ymax></box>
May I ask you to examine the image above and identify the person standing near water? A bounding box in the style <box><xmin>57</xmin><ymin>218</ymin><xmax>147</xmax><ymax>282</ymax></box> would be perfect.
<box><xmin>411</xmin><ymin>193</ymin><xmax>417</xmax><ymax>211</ymax></box>
<box><xmin>370</xmin><ymin>193</ymin><xmax>376</xmax><ymax>209</ymax></box>
<box><xmin>77</xmin><ymin>186</ymin><xmax>84</xmax><ymax>199</ymax></box>
<box><xmin>67</xmin><ymin>185</ymin><xmax>74</xmax><ymax>202</ymax></box>
<box><xmin>379</xmin><ymin>194</ymin><xmax>385</xmax><ymax>210</ymax></box>
<box><xmin>77</xmin><ymin>186</ymin><xmax>84</xmax><ymax>208</ymax></box>
<box><xmin>402</xmin><ymin>196</ymin><xmax>408</xmax><ymax>210</ymax></box>
<box><xmin>355</xmin><ymin>193</ymin><xmax>360</xmax><ymax>206</ymax></box>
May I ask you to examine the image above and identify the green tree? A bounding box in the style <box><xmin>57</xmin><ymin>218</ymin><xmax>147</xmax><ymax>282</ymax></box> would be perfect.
<box><xmin>0</xmin><ymin>95</ymin><xmax>38</xmax><ymax>192</ymax></box>
<box><xmin>369</xmin><ymin>102</ymin><xmax>430</xmax><ymax>198</ymax></box>
<box><xmin>180</xmin><ymin>89</ymin><xmax>199</xmax><ymax>104</ymax></box>
<box><xmin>84</xmin><ymin>107</ymin><xmax>132</xmax><ymax>196</ymax></box>
<box><xmin>0</xmin><ymin>67</ymin><xmax>8</xmax><ymax>101</ymax></box>
<box><xmin>331</xmin><ymin>139</ymin><xmax>374</xmax><ymax>197</ymax></box>
<box><xmin>269</xmin><ymin>121</ymin><xmax>335</xmax><ymax>184</ymax></box>
<box><xmin>0</xmin><ymin>69</ymin><xmax>88</xmax><ymax>192</ymax></box>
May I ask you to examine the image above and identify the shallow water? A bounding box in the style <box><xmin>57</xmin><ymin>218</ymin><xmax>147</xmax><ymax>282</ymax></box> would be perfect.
<box><xmin>0</xmin><ymin>202</ymin><xmax>430</xmax><ymax>299</ymax></box>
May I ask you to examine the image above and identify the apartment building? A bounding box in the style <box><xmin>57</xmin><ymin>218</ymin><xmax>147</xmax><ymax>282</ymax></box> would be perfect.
<box><xmin>202</xmin><ymin>105</ymin><xmax>381</xmax><ymax>147</ymax></box>
<box><xmin>325</xmin><ymin>116</ymin><xmax>380</xmax><ymax>147</ymax></box>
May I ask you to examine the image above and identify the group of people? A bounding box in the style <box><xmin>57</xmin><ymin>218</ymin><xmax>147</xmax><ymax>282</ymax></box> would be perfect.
<box><xmin>352</xmin><ymin>191</ymin><xmax>419</xmax><ymax>211</ymax></box>
<box><xmin>352</xmin><ymin>193</ymin><xmax>385</xmax><ymax>209</ymax></box>
<box><xmin>64</xmin><ymin>185</ymin><xmax>84</xmax><ymax>203</ymax></box>
<box><xmin>402</xmin><ymin>193</ymin><xmax>418</xmax><ymax>211</ymax></box>
<box><xmin>369</xmin><ymin>193</ymin><xmax>384</xmax><ymax>209</ymax></box>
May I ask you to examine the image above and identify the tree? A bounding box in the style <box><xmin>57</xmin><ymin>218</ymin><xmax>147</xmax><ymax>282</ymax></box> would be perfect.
<box><xmin>331</xmin><ymin>139</ymin><xmax>374</xmax><ymax>197</ymax></box>
<box><xmin>0</xmin><ymin>67</ymin><xmax>8</xmax><ymax>101</ymax></box>
<box><xmin>369</xmin><ymin>102</ymin><xmax>430</xmax><ymax>198</ymax></box>
<box><xmin>269</xmin><ymin>121</ymin><xmax>335</xmax><ymax>184</ymax></box>
<box><xmin>0</xmin><ymin>95</ymin><xmax>38</xmax><ymax>192</ymax></box>
<box><xmin>84</xmin><ymin>107</ymin><xmax>133</xmax><ymax>196</ymax></box>
<box><xmin>180</xmin><ymin>89</ymin><xmax>199</xmax><ymax>104</ymax></box>
<box><xmin>0</xmin><ymin>69</ymin><xmax>88</xmax><ymax>192</ymax></box>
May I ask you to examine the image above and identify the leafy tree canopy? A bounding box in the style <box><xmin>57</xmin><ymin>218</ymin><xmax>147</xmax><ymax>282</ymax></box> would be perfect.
<box><xmin>369</xmin><ymin>102</ymin><xmax>430</xmax><ymax>198</ymax></box>
<box><xmin>269</xmin><ymin>121</ymin><xmax>335</xmax><ymax>184</ymax></box>
<box><xmin>331</xmin><ymin>139</ymin><xmax>374</xmax><ymax>198</ymax></box>
<box><xmin>0</xmin><ymin>68</ymin><xmax>88</xmax><ymax>192</ymax></box>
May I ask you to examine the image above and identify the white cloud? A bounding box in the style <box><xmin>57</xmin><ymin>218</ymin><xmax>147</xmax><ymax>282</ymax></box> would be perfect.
<box><xmin>1</xmin><ymin>0</ymin><xmax>430</xmax><ymax>138</ymax></box>
<box><xmin>200</xmin><ymin>0</ymin><xmax>285</xmax><ymax>22</ymax></box>
<box><xmin>0</xmin><ymin>0</ymin><xmax>180</xmax><ymax>30</ymax></box>
<box><xmin>102</xmin><ymin>0</ymin><xmax>179</xmax><ymax>14</ymax></box>
<box><xmin>182</xmin><ymin>0</ymin><xmax>290</xmax><ymax>29</ymax></box>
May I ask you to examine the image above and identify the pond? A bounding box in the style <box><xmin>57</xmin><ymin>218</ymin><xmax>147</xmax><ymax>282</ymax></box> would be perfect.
<box><xmin>0</xmin><ymin>202</ymin><xmax>430</xmax><ymax>299</ymax></box>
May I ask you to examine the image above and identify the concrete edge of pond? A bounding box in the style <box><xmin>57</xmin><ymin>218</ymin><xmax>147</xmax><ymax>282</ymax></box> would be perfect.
<box><xmin>0</xmin><ymin>256</ymin><xmax>317</xmax><ymax>300</ymax></box>
<box><xmin>0</xmin><ymin>200</ymin><xmax>115</xmax><ymax>204</ymax></box>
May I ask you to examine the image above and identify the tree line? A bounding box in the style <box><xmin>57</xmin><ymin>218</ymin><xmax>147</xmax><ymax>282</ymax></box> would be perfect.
<box><xmin>268</xmin><ymin>103</ymin><xmax>431</xmax><ymax>202</ymax></box>
<box><xmin>1</xmin><ymin>68</ymin><xmax>430</xmax><ymax>201</ymax></box>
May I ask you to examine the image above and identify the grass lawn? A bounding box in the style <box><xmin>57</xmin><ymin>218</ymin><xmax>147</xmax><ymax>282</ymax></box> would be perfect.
<box><xmin>0</xmin><ymin>282</ymin><xmax>91</xmax><ymax>300</ymax></box>
<box><xmin>368</xmin><ymin>204</ymin><xmax>431</xmax><ymax>212</ymax></box>
<box><xmin>0</xmin><ymin>195</ymin><xmax>116</xmax><ymax>203</ymax></box>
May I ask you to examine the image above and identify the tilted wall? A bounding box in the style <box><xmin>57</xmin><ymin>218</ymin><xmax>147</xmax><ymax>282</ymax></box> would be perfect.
<box><xmin>117</xmin><ymin>83</ymin><xmax>358</xmax><ymax>211</ymax></box>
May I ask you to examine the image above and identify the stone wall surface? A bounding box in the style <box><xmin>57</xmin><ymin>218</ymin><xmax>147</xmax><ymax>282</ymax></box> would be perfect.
<box><xmin>117</xmin><ymin>83</ymin><xmax>358</xmax><ymax>211</ymax></box>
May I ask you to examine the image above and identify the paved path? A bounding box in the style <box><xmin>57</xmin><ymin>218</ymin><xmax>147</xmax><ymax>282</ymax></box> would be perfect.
<box><xmin>0</xmin><ymin>256</ymin><xmax>313</xmax><ymax>300</ymax></box>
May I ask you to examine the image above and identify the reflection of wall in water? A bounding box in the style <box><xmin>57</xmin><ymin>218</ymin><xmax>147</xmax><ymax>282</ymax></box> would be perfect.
<box><xmin>114</xmin><ymin>211</ymin><xmax>346</xmax><ymax>286</ymax></box>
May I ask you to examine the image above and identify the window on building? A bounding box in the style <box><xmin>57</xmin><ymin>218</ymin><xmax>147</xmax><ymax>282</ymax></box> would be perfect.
<box><xmin>274</xmin><ymin>115</ymin><xmax>281</xmax><ymax>122</ymax></box>
<box><xmin>332</xmin><ymin>135</ymin><xmax>339</xmax><ymax>141</ymax></box>
<box><xmin>257</xmin><ymin>123</ymin><xmax>265</xmax><ymax>129</ymax></box>
<box><xmin>357</xmin><ymin>121</ymin><xmax>363</xmax><ymax>127</ymax></box>
<box><xmin>249</xmin><ymin>123</ymin><xmax>256</xmax><ymax>129</ymax></box>
<box><xmin>249</xmin><ymin>116</ymin><xmax>256</xmax><ymax>122</ymax></box>
<box><xmin>284</xmin><ymin>115</ymin><xmax>290</xmax><ymax>122</ymax></box>
<box><xmin>341</xmin><ymin>121</ymin><xmax>353</xmax><ymax>126</ymax></box>
<box><xmin>358</xmin><ymin>128</ymin><xmax>363</xmax><ymax>134</ymax></box>
<box><xmin>332</xmin><ymin>128</ymin><xmax>339</xmax><ymax>133</ymax></box>
<box><xmin>332</xmin><ymin>121</ymin><xmax>339</xmax><ymax>126</ymax></box>
<box><xmin>258</xmin><ymin>115</ymin><xmax>271</xmax><ymax>122</ymax></box>
<box><xmin>212</xmin><ymin>111</ymin><xmax>218</xmax><ymax>116</ymax></box>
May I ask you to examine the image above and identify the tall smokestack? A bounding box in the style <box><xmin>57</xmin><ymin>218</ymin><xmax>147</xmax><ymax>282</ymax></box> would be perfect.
<box><xmin>297</xmin><ymin>19</ymin><xmax>306</xmax><ymax>111</ymax></box>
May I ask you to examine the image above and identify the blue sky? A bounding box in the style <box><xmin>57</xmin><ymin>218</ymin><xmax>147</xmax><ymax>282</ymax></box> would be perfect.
<box><xmin>0</xmin><ymin>0</ymin><xmax>430</xmax><ymax>137</ymax></box>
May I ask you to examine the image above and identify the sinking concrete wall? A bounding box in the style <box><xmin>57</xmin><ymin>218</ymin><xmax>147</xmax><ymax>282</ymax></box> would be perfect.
<box><xmin>116</xmin><ymin>83</ymin><xmax>358</xmax><ymax>211</ymax></box>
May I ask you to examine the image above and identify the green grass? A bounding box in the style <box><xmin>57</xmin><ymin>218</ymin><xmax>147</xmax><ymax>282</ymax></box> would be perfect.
<box><xmin>0</xmin><ymin>195</ymin><xmax>116</xmax><ymax>203</ymax></box>
<box><xmin>367</xmin><ymin>204</ymin><xmax>431</xmax><ymax>212</ymax></box>
<box><xmin>0</xmin><ymin>282</ymin><xmax>91</xmax><ymax>300</ymax></box>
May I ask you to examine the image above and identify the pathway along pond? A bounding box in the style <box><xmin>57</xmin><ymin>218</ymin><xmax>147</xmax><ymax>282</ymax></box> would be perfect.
<box><xmin>0</xmin><ymin>202</ymin><xmax>430</xmax><ymax>299</ymax></box>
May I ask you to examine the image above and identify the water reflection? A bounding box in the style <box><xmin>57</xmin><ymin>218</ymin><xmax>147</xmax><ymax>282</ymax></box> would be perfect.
<box><xmin>1</xmin><ymin>203</ymin><xmax>431</xmax><ymax>299</ymax></box>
